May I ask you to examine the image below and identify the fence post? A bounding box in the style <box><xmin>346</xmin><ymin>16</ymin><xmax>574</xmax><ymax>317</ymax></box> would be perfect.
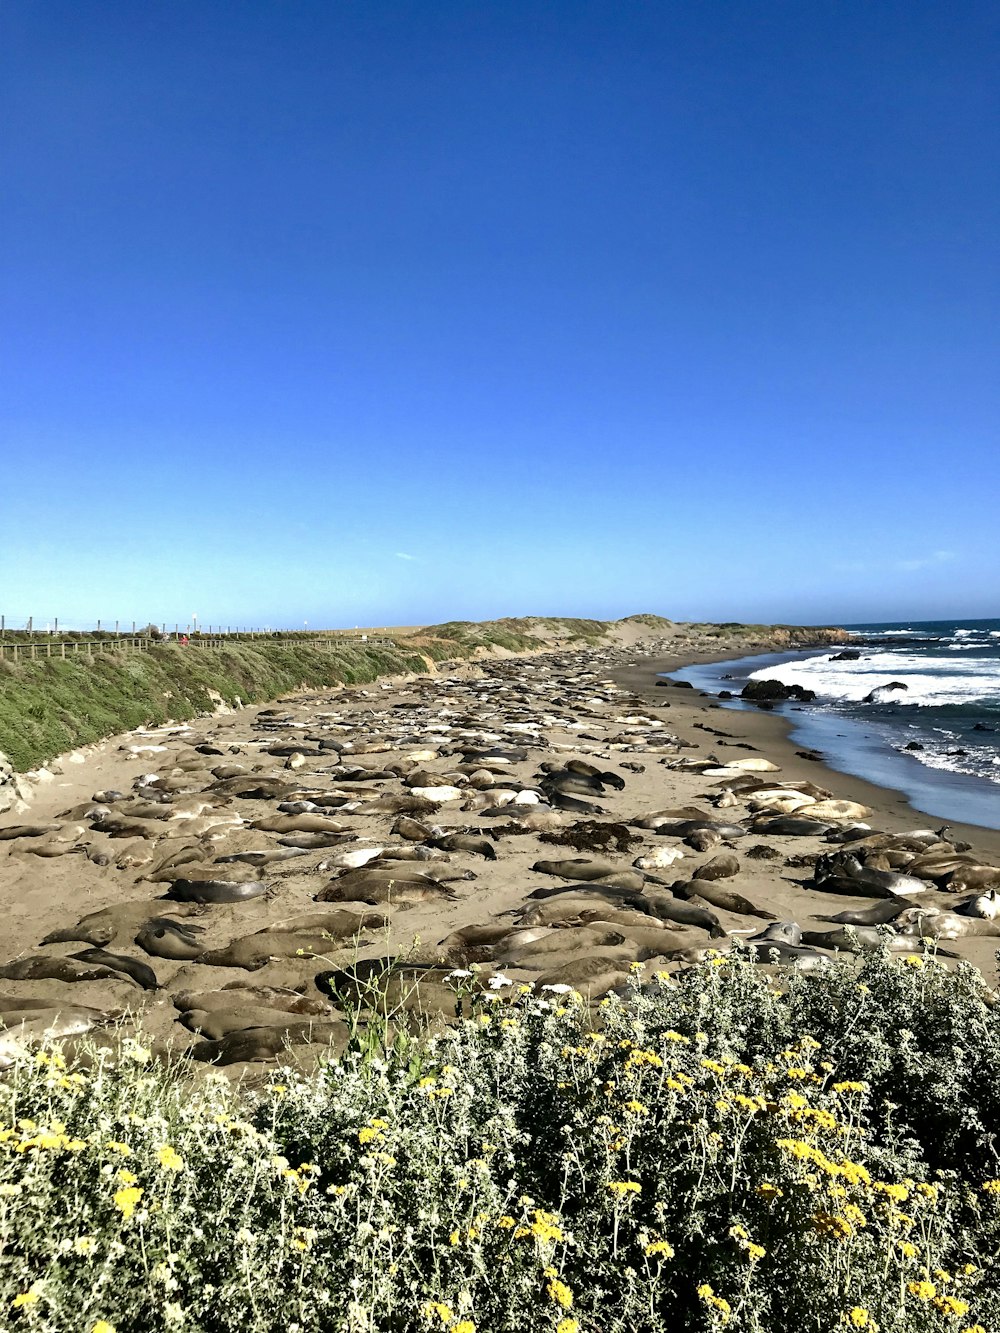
<box><xmin>61</xmin><ymin>643</ymin><xmax>65</xmax><ymax>659</ymax></box>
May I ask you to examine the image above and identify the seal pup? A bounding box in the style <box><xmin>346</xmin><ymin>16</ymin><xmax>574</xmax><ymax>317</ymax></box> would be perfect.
<box><xmin>136</xmin><ymin>918</ymin><xmax>207</xmax><ymax>961</ymax></box>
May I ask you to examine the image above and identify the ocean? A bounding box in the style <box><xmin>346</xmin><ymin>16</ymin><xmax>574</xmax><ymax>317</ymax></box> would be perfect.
<box><xmin>667</xmin><ymin>618</ymin><xmax>1000</xmax><ymax>831</ymax></box>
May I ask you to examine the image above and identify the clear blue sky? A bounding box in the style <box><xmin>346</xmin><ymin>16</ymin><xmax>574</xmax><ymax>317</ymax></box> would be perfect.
<box><xmin>2</xmin><ymin>1</ymin><xmax>997</xmax><ymax>630</ymax></box>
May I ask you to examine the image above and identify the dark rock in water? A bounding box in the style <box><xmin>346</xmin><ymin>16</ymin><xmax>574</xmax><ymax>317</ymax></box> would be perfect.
<box><xmin>862</xmin><ymin>681</ymin><xmax>908</xmax><ymax>703</ymax></box>
<box><xmin>973</xmin><ymin>723</ymin><xmax>995</xmax><ymax>733</ymax></box>
<box><xmin>904</xmin><ymin>741</ymin><xmax>924</xmax><ymax>751</ymax></box>
<box><xmin>671</xmin><ymin>680</ymin><xmax>694</xmax><ymax>689</ymax></box>
<box><xmin>829</xmin><ymin>650</ymin><xmax>861</xmax><ymax>661</ymax></box>
<box><xmin>718</xmin><ymin>690</ymin><xmax>733</xmax><ymax>699</ymax></box>
<box><xmin>947</xmin><ymin>748</ymin><xmax>968</xmax><ymax>757</ymax></box>
<box><xmin>796</xmin><ymin>749</ymin><xmax>824</xmax><ymax>762</ymax></box>
<box><xmin>721</xmin><ymin>673</ymin><xmax>734</xmax><ymax>680</ymax></box>
<box><xmin>740</xmin><ymin>679</ymin><xmax>817</xmax><ymax>704</ymax></box>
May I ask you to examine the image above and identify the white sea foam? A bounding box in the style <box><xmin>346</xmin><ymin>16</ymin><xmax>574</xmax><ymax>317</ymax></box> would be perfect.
<box><xmin>746</xmin><ymin>651</ymin><xmax>1000</xmax><ymax>707</ymax></box>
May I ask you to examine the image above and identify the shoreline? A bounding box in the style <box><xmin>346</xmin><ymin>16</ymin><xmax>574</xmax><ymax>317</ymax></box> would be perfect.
<box><xmin>611</xmin><ymin>648</ymin><xmax>1000</xmax><ymax>862</ymax></box>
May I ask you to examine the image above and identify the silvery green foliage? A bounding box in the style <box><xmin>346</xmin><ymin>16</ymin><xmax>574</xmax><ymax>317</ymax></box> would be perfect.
<box><xmin>3</xmin><ymin>948</ymin><xmax>1000</xmax><ymax>1331</ymax></box>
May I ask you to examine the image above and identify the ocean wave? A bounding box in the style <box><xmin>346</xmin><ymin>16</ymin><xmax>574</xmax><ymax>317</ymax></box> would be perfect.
<box><xmin>746</xmin><ymin>651</ymin><xmax>1000</xmax><ymax>708</ymax></box>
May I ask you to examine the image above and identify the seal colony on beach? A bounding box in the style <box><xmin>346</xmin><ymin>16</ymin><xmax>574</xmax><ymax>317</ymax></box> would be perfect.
<box><xmin>2</xmin><ymin>637</ymin><xmax>1000</xmax><ymax>1078</ymax></box>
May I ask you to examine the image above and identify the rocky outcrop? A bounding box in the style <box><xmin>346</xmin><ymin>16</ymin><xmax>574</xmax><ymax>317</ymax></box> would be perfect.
<box><xmin>741</xmin><ymin>679</ymin><xmax>817</xmax><ymax>704</ymax></box>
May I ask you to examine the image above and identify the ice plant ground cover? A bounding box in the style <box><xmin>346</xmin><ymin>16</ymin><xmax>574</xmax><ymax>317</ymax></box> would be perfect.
<box><xmin>2</xmin><ymin>945</ymin><xmax>1000</xmax><ymax>1332</ymax></box>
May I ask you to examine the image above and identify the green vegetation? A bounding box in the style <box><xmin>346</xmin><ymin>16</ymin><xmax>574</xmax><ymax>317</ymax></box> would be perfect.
<box><xmin>3</xmin><ymin>947</ymin><xmax>1000</xmax><ymax>1331</ymax></box>
<box><xmin>0</xmin><ymin>641</ymin><xmax>429</xmax><ymax>773</ymax></box>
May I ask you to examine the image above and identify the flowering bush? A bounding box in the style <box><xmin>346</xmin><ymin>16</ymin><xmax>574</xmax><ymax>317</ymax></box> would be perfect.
<box><xmin>3</xmin><ymin>947</ymin><xmax>1000</xmax><ymax>1331</ymax></box>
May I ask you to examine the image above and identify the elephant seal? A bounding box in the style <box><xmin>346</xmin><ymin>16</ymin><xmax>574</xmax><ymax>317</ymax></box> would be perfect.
<box><xmin>752</xmin><ymin>816</ymin><xmax>834</xmax><ymax>837</ymax></box>
<box><xmin>0</xmin><ymin>824</ymin><xmax>60</xmax><ymax>841</ymax></box>
<box><xmin>895</xmin><ymin>907</ymin><xmax>1000</xmax><ymax>941</ymax></box>
<box><xmin>266</xmin><ymin>909</ymin><xmax>389</xmax><ymax>935</ymax></box>
<box><xmin>316</xmin><ymin>878</ymin><xmax>457</xmax><ymax>907</ymax></box>
<box><xmin>172</xmin><ymin>986</ymin><xmax>330</xmax><ymax>1016</ymax></box>
<box><xmin>252</xmin><ymin>814</ymin><xmax>350</xmax><ymax>835</ymax></box>
<box><xmin>136</xmin><ymin>918</ymin><xmax>207</xmax><ymax>961</ymax></box>
<box><xmin>813</xmin><ymin>853</ymin><xmax>926</xmax><ymax>899</ymax></box>
<box><xmin>180</xmin><ymin>1007</ymin><xmax>332</xmax><ymax>1041</ymax></box>
<box><xmin>186</xmin><ymin>1021</ymin><xmax>348</xmax><ymax>1066</ymax></box>
<box><xmin>956</xmin><ymin>889</ymin><xmax>999</xmax><ymax>919</ymax></box>
<box><xmin>165</xmin><ymin>880</ymin><xmax>271</xmax><ymax>904</ymax></box>
<box><xmin>278</xmin><ymin>832</ymin><xmax>353</xmax><ymax>849</ymax></box>
<box><xmin>674</xmin><ymin>881</ymin><xmax>776</xmax><ymax>921</ymax></box>
<box><xmin>72</xmin><ymin>949</ymin><xmax>159</xmax><ymax>990</ymax></box>
<box><xmin>194</xmin><ymin>931</ymin><xmax>360</xmax><ymax>971</ymax></box>
<box><xmin>800</xmin><ymin>926</ymin><xmax>943</xmax><ymax>955</ymax></box>
<box><xmin>431</xmin><ymin>833</ymin><xmax>498</xmax><ymax>860</ymax></box>
<box><xmin>215</xmin><ymin>848</ymin><xmax>310</xmax><ymax>866</ymax></box>
<box><xmin>532</xmin><ymin>956</ymin><xmax>631</xmax><ymax>997</ymax></box>
<box><xmin>752</xmin><ymin>921</ymin><xmax>802</xmax><ymax>947</ymax></box>
<box><xmin>692</xmin><ymin>853</ymin><xmax>740</xmax><ymax>882</ymax></box>
<box><xmin>815</xmin><ymin>901</ymin><xmax>907</xmax><ymax>927</ymax></box>
<box><xmin>42</xmin><ymin>900</ymin><xmax>206</xmax><ymax>949</ymax></box>
<box><xmin>532</xmin><ymin>859</ymin><xmax>645</xmax><ymax>891</ymax></box>
<box><xmin>0</xmin><ymin>956</ymin><xmax>132</xmax><ymax>985</ymax></box>
<box><xmin>642</xmin><ymin>890</ymin><xmax>727</xmax><ymax>938</ymax></box>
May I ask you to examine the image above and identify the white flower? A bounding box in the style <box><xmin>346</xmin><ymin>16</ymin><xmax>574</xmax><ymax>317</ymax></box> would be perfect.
<box><xmin>445</xmin><ymin>969</ymin><xmax>473</xmax><ymax>980</ymax></box>
<box><xmin>488</xmin><ymin>974</ymin><xmax>513</xmax><ymax>989</ymax></box>
<box><xmin>541</xmin><ymin>983</ymin><xmax>573</xmax><ymax>994</ymax></box>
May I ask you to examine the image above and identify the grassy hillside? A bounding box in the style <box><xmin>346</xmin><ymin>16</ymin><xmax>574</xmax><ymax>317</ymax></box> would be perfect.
<box><xmin>0</xmin><ymin>640</ymin><xmax>429</xmax><ymax>773</ymax></box>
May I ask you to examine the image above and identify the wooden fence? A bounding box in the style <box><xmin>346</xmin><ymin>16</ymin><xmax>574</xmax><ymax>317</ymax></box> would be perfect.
<box><xmin>0</xmin><ymin>635</ymin><xmax>396</xmax><ymax>663</ymax></box>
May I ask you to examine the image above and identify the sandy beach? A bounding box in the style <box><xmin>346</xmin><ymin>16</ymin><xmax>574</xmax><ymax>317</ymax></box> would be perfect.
<box><xmin>3</xmin><ymin>634</ymin><xmax>999</xmax><ymax>1078</ymax></box>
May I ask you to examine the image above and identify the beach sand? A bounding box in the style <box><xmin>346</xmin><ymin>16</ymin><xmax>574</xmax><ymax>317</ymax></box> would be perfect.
<box><xmin>2</xmin><ymin>636</ymin><xmax>998</xmax><ymax>1077</ymax></box>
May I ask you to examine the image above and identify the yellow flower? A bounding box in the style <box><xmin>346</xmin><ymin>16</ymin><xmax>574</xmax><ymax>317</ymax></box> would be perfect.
<box><xmin>874</xmin><ymin>1182</ymin><xmax>908</xmax><ymax>1203</ymax></box>
<box><xmin>156</xmin><ymin>1145</ymin><xmax>184</xmax><ymax>1172</ymax></box>
<box><xmin>117</xmin><ymin>1169</ymin><xmax>139</xmax><ymax>1186</ymax></box>
<box><xmin>981</xmin><ymin>1180</ymin><xmax>1000</xmax><ymax>1194</ymax></box>
<box><xmin>756</xmin><ymin>1183</ymin><xmax>783</xmax><ymax>1200</ymax></box>
<box><xmin>746</xmin><ymin>1243</ymin><xmax>766</xmax><ymax>1260</ymax></box>
<box><xmin>547</xmin><ymin>1278</ymin><xmax>573</xmax><ymax>1309</ymax></box>
<box><xmin>74</xmin><ymin>1236</ymin><xmax>97</xmax><ymax>1255</ymax></box>
<box><xmin>903</xmin><ymin>956</ymin><xmax>924</xmax><ymax>968</ymax></box>
<box><xmin>113</xmin><ymin>1186</ymin><xmax>143</xmax><ymax>1219</ymax></box>
<box><xmin>644</xmin><ymin>1240</ymin><xmax>675</xmax><ymax>1259</ymax></box>
<box><xmin>12</xmin><ymin>1292</ymin><xmax>41</xmax><ymax>1309</ymax></box>
<box><xmin>291</xmin><ymin>1227</ymin><xmax>318</xmax><ymax>1251</ymax></box>
<box><xmin>556</xmin><ymin>1321</ymin><xmax>579</xmax><ymax>1333</ymax></box>
<box><xmin>844</xmin><ymin>1310</ymin><xmax>872</xmax><ymax>1329</ymax></box>
<box><xmin>833</xmin><ymin>1081</ymin><xmax>867</xmax><ymax>1095</ymax></box>
<box><xmin>453</xmin><ymin>1323</ymin><xmax>476</xmax><ymax>1333</ymax></box>
<box><xmin>907</xmin><ymin>1281</ymin><xmax>936</xmax><ymax>1301</ymax></box>
<box><xmin>421</xmin><ymin>1302</ymin><xmax>455</xmax><ymax>1326</ymax></box>
<box><xmin>92</xmin><ymin>1322</ymin><xmax>117</xmax><ymax>1333</ymax></box>
<box><xmin>697</xmin><ymin>1283</ymin><xmax>732</xmax><ymax>1324</ymax></box>
<box><xmin>933</xmin><ymin>1296</ymin><xmax>970</xmax><ymax>1318</ymax></box>
<box><xmin>607</xmin><ymin>1181</ymin><xmax>641</xmax><ymax>1198</ymax></box>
